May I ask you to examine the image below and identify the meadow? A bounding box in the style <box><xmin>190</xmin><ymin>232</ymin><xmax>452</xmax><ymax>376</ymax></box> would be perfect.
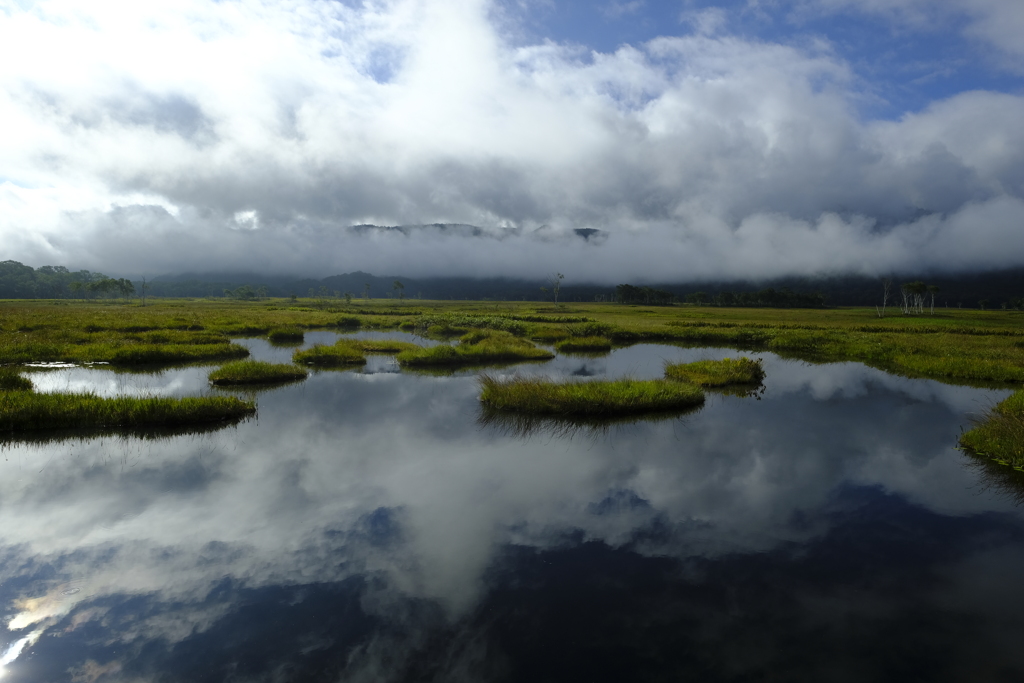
<box><xmin>1</xmin><ymin>297</ymin><xmax>1022</xmax><ymax>460</ymax></box>
<box><xmin>2</xmin><ymin>298</ymin><xmax>1021</xmax><ymax>382</ymax></box>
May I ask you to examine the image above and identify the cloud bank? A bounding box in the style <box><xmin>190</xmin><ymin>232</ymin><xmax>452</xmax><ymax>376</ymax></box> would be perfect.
<box><xmin>1</xmin><ymin>0</ymin><xmax>1022</xmax><ymax>282</ymax></box>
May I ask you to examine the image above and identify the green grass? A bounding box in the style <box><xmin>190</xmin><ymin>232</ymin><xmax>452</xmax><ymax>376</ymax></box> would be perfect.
<box><xmin>267</xmin><ymin>327</ymin><xmax>304</xmax><ymax>342</ymax></box>
<box><xmin>0</xmin><ymin>391</ymin><xmax>255</xmax><ymax>433</ymax></box>
<box><xmin>335</xmin><ymin>316</ymin><xmax>362</xmax><ymax>328</ymax></box>
<box><xmin>1</xmin><ymin>299</ymin><xmax>1022</xmax><ymax>384</ymax></box>
<box><xmin>479</xmin><ymin>374</ymin><xmax>705</xmax><ymax>417</ymax></box>
<box><xmin>555</xmin><ymin>336</ymin><xmax>612</xmax><ymax>353</ymax></box>
<box><xmin>0</xmin><ymin>369</ymin><xmax>33</xmax><ymax>391</ymax></box>
<box><xmin>105</xmin><ymin>343</ymin><xmax>250</xmax><ymax>365</ymax></box>
<box><xmin>209</xmin><ymin>360</ymin><xmax>308</xmax><ymax>385</ymax></box>
<box><xmin>959</xmin><ymin>390</ymin><xmax>1024</xmax><ymax>470</ymax></box>
<box><xmin>664</xmin><ymin>357</ymin><xmax>766</xmax><ymax>387</ymax></box>
<box><xmin>351</xmin><ymin>339</ymin><xmax>422</xmax><ymax>354</ymax></box>
<box><xmin>397</xmin><ymin>330</ymin><xmax>553</xmax><ymax>367</ymax></box>
<box><xmin>293</xmin><ymin>341</ymin><xmax>367</xmax><ymax>366</ymax></box>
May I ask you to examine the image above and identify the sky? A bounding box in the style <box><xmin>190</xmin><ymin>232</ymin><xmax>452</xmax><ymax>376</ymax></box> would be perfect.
<box><xmin>1</xmin><ymin>0</ymin><xmax>1023</xmax><ymax>283</ymax></box>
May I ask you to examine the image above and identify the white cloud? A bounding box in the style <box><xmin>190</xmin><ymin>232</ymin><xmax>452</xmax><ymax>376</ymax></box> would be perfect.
<box><xmin>0</xmin><ymin>0</ymin><xmax>1022</xmax><ymax>280</ymax></box>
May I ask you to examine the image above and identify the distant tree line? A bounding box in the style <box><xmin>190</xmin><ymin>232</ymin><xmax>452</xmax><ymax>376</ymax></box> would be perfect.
<box><xmin>615</xmin><ymin>284</ymin><xmax>677</xmax><ymax>305</ymax></box>
<box><xmin>0</xmin><ymin>260</ymin><xmax>130</xmax><ymax>300</ymax></box>
<box><xmin>4</xmin><ymin>259</ymin><xmax>1024</xmax><ymax>309</ymax></box>
<box><xmin>681</xmin><ymin>287</ymin><xmax>826</xmax><ymax>308</ymax></box>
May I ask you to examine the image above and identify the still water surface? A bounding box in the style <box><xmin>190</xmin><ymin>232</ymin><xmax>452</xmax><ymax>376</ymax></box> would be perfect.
<box><xmin>3</xmin><ymin>335</ymin><xmax>1023</xmax><ymax>682</ymax></box>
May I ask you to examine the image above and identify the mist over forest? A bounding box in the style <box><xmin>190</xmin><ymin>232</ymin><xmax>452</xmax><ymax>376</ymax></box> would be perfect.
<box><xmin>4</xmin><ymin>258</ymin><xmax>1024</xmax><ymax>310</ymax></box>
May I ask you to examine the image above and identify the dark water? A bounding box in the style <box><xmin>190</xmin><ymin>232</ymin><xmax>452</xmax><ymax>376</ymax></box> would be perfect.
<box><xmin>3</xmin><ymin>335</ymin><xmax>1023</xmax><ymax>682</ymax></box>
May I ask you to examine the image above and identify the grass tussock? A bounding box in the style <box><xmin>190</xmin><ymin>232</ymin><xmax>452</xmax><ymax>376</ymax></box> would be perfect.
<box><xmin>555</xmin><ymin>336</ymin><xmax>612</xmax><ymax>353</ymax></box>
<box><xmin>0</xmin><ymin>391</ymin><xmax>255</xmax><ymax>433</ymax></box>
<box><xmin>397</xmin><ymin>330</ymin><xmax>553</xmax><ymax>367</ymax></box>
<box><xmin>267</xmin><ymin>327</ymin><xmax>305</xmax><ymax>343</ymax></box>
<box><xmin>293</xmin><ymin>342</ymin><xmax>367</xmax><ymax>366</ymax></box>
<box><xmin>0</xmin><ymin>369</ymin><xmax>33</xmax><ymax>392</ymax></box>
<box><xmin>419</xmin><ymin>314</ymin><xmax>529</xmax><ymax>337</ymax></box>
<box><xmin>664</xmin><ymin>357</ymin><xmax>766</xmax><ymax>387</ymax></box>
<box><xmin>479</xmin><ymin>374</ymin><xmax>705</xmax><ymax>417</ymax></box>
<box><xmin>351</xmin><ymin>339</ymin><xmax>422</xmax><ymax>354</ymax></box>
<box><xmin>335</xmin><ymin>316</ymin><xmax>362</xmax><ymax>328</ymax></box>
<box><xmin>106</xmin><ymin>343</ymin><xmax>250</xmax><ymax>365</ymax></box>
<box><xmin>209</xmin><ymin>360</ymin><xmax>308</xmax><ymax>385</ymax></box>
<box><xmin>959</xmin><ymin>390</ymin><xmax>1024</xmax><ymax>470</ymax></box>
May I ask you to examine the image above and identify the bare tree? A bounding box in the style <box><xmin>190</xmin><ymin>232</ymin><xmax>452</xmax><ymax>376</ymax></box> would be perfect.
<box><xmin>927</xmin><ymin>285</ymin><xmax>939</xmax><ymax>315</ymax></box>
<box><xmin>901</xmin><ymin>281</ymin><xmax>927</xmax><ymax>314</ymax></box>
<box><xmin>877</xmin><ymin>277</ymin><xmax>892</xmax><ymax>318</ymax></box>
<box><xmin>548</xmin><ymin>272</ymin><xmax>565</xmax><ymax>304</ymax></box>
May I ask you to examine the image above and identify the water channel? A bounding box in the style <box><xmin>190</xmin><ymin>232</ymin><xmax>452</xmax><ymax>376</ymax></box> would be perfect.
<box><xmin>2</xmin><ymin>333</ymin><xmax>1023</xmax><ymax>681</ymax></box>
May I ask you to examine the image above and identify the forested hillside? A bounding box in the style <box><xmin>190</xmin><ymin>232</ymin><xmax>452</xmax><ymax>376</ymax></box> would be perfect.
<box><xmin>3</xmin><ymin>260</ymin><xmax>1024</xmax><ymax>309</ymax></box>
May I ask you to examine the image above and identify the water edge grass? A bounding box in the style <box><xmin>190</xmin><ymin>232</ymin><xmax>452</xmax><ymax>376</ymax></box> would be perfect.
<box><xmin>959</xmin><ymin>390</ymin><xmax>1024</xmax><ymax>470</ymax></box>
<box><xmin>664</xmin><ymin>357</ymin><xmax>766</xmax><ymax>387</ymax></box>
<box><xmin>209</xmin><ymin>360</ymin><xmax>308</xmax><ymax>385</ymax></box>
<box><xmin>267</xmin><ymin>327</ymin><xmax>305</xmax><ymax>343</ymax></box>
<box><xmin>398</xmin><ymin>330</ymin><xmax>553</xmax><ymax>367</ymax></box>
<box><xmin>293</xmin><ymin>342</ymin><xmax>367</xmax><ymax>366</ymax></box>
<box><xmin>353</xmin><ymin>339</ymin><xmax>422</xmax><ymax>354</ymax></box>
<box><xmin>555</xmin><ymin>336</ymin><xmax>613</xmax><ymax>353</ymax></box>
<box><xmin>0</xmin><ymin>391</ymin><xmax>256</xmax><ymax>433</ymax></box>
<box><xmin>3</xmin><ymin>300</ymin><xmax>1023</xmax><ymax>385</ymax></box>
<box><xmin>0</xmin><ymin>369</ymin><xmax>33</xmax><ymax>391</ymax></box>
<box><xmin>478</xmin><ymin>374</ymin><xmax>705</xmax><ymax>417</ymax></box>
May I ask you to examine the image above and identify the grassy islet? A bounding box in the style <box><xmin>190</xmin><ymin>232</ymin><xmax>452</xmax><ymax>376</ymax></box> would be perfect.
<box><xmin>960</xmin><ymin>390</ymin><xmax>1024</xmax><ymax>470</ymax></box>
<box><xmin>664</xmin><ymin>357</ymin><xmax>766</xmax><ymax>387</ymax></box>
<box><xmin>398</xmin><ymin>330</ymin><xmax>553</xmax><ymax>367</ymax></box>
<box><xmin>0</xmin><ymin>391</ymin><xmax>255</xmax><ymax>433</ymax></box>
<box><xmin>555</xmin><ymin>336</ymin><xmax>613</xmax><ymax>353</ymax></box>
<box><xmin>293</xmin><ymin>341</ymin><xmax>367</xmax><ymax>366</ymax></box>
<box><xmin>209</xmin><ymin>360</ymin><xmax>308</xmax><ymax>385</ymax></box>
<box><xmin>479</xmin><ymin>374</ymin><xmax>705</xmax><ymax>417</ymax></box>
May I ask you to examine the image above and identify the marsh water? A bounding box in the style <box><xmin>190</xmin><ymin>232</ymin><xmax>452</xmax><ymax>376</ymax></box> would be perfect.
<box><xmin>3</xmin><ymin>333</ymin><xmax>1024</xmax><ymax>682</ymax></box>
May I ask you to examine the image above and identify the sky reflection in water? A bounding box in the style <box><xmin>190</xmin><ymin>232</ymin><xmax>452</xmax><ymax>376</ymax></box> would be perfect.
<box><xmin>1</xmin><ymin>339</ymin><xmax>1022</xmax><ymax>681</ymax></box>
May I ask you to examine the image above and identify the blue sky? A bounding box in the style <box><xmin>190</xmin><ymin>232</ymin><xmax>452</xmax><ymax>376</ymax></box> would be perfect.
<box><xmin>500</xmin><ymin>0</ymin><xmax>1024</xmax><ymax>118</ymax></box>
<box><xmin>1</xmin><ymin>0</ymin><xmax>1023</xmax><ymax>281</ymax></box>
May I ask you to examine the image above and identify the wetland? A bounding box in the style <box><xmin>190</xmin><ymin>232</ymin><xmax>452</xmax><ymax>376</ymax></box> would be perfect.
<box><xmin>1</xmin><ymin>299</ymin><xmax>1024</xmax><ymax>681</ymax></box>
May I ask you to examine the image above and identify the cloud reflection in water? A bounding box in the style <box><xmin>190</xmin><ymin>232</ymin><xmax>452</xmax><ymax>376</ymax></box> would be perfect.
<box><xmin>0</xmin><ymin>347</ymin><xmax>1020</xmax><ymax>680</ymax></box>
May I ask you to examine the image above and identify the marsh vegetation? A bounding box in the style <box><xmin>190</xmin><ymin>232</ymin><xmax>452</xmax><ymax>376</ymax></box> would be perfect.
<box><xmin>0</xmin><ymin>390</ymin><xmax>254</xmax><ymax>433</ymax></box>
<box><xmin>293</xmin><ymin>342</ymin><xmax>367</xmax><ymax>366</ymax></box>
<box><xmin>478</xmin><ymin>374</ymin><xmax>705</xmax><ymax>417</ymax></box>
<box><xmin>665</xmin><ymin>357</ymin><xmax>766</xmax><ymax>387</ymax></box>
<box><xmin>1</xmin><ymin>298</ymin><xmax>1022</xmax><ymax>458</ymax></box>
<box><xmin>267</xmin><ymin>327</ymin><xmax>305</xmax><ymax>343</ymax></box>
<box><xmin>0</xmin><ymin>368</ymin><xmax>33</xmax><ymax>392</ymax></box>
<box><xmin>397</xmin><ymin>330</ymin><xmax>553</xmax><ymax>367</ymax></box>
<box><xmin>555</xmin><ymin>336</ymin><xmax>613</xmax><ymax>353</ymax></box>
<box><xmin>960</xmin><ymin>390</ymin><xmax>1024</xmax><ymax>470</ymax></box>
<box><xmin>209</xmin><ymin>360</ymin><xmax>308</xmax><ymax>385</ymax></box>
